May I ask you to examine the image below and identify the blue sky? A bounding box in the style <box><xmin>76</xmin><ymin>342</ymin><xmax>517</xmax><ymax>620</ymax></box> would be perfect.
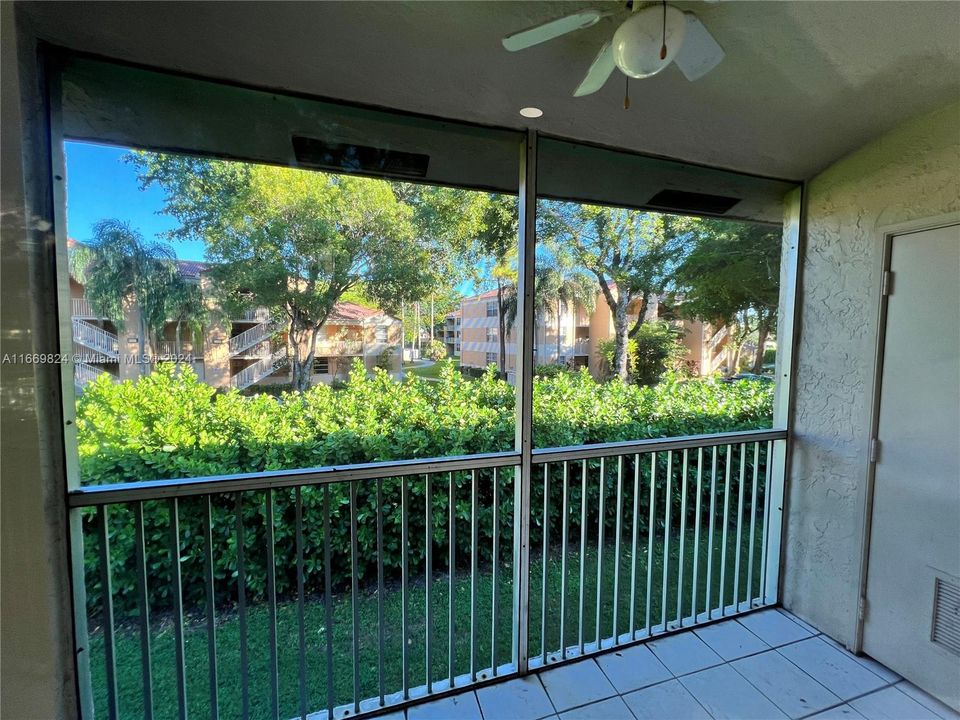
<box><xmin>64</xmin><ymin>140</ymin><xmax>207</xmax><ymax>260</ymax></box>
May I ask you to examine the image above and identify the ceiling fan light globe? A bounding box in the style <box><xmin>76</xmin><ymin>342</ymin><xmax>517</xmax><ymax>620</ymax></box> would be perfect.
<box><xmin>612</xmin><ymin>4</ymin><xmax>687</xmax><ymax>79</ymax></box>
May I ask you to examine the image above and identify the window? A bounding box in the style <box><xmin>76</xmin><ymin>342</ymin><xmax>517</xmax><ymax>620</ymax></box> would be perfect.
<box><xmin>485</xmin><ymin>352</ymin><xmax>497</xmax><ymax>365</ymax></box>
<box><xmin>374</xmin><ymin>325</ymin><xmax>387</xmax><ymax>342</ymax></box>
<box><xmin>486</xmin><ymin>327</ymin><xmax>498</xmax><ymax>343</ymax></box>
<box><xmin>313</xmin><ymin>357</ymin><xmax>330</xmax><ymax>374</ymax></box>
<box><xmin>485</xmin><ymin>300</ymin><xmax>497</xmax><ymax>317</ymax></box>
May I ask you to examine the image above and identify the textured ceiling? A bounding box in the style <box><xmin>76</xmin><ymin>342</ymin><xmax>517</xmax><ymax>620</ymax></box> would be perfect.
<box><xmin>18</xmin><ymin>0</ymin><xmax>960</xmax><ymax>179</ymax></box>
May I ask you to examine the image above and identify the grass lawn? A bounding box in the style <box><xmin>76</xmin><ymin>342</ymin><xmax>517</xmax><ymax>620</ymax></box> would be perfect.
<box><xmin>89</xmin><ymin>521</ymin><xmax>765</xmax><ymax>720</ymax></box>
<box><xmin>402</xmin><ymin>359</ymin><xmax>460</xmax><ymax>380</ymax></box>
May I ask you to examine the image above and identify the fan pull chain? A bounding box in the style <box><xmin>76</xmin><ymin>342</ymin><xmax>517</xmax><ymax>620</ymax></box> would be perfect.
<box><xmin>624</xmin><ymin>77</ymin><xmax>631</xmax><ymax>110</ymax></box>
<box><xmin>660</xmin><ymin>0</ymin><xmax>668</xmax><ymax>60</ymax></box>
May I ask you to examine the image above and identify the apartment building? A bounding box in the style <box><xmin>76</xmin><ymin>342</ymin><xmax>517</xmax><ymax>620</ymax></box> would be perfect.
<box><xmin>70</xmin><ymin>260</ymin><xmax>402</xmax><ymax>392</ymax></box>
<box><xmin>453</xmin><ymin>287</ymin><xmax>733</xmax><ymax>380</ymax></box>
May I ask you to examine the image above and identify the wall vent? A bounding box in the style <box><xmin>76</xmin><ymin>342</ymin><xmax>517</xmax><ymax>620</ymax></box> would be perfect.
<box><xmin>292</xmin><ymin>135</ymin><xmax>429</xmax><ymax>179</ymax></box>
<box><xmin>931</xmin><ymin>577</ymin><xmax>960</xmax><ymax>656</ymax></box>
<box><xmin>646</xmin><ymin>189</ymin><xmax>740</xmax><ymax>215</ymax></box>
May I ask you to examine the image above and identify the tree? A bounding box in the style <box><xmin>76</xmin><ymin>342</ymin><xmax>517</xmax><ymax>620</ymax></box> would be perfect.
<box><xmin>539</xmin><ymin>202</ymin><xmax>680</xmax><ymax>381</ymax></box>
<box><xmin>472</xmin><ymin>194</ymin><xmax>519</xmax><ymax>377</ymax></box>
<box><xmin>132</xmin><ymin>155</ymin><xmax>434</xmax><ymax>391</ymax></box>
<box><xmin>671</xmin><ymin>219</ymin><xmax>780</xmax><ymax>375</ymax></box>
<box><xmin>503</xmin><ymin>264</ymin><xmax>596</xmax><ymax>365</ymax></box>
<box><xmin>162</xmin><ymin>273</ymin><xmax>208</xmax><ymax>355</ymax></box>
<box><xmin>73</xmin><ymin>220</ymin><xmax>180</xmax><ymax>375</ymax></box>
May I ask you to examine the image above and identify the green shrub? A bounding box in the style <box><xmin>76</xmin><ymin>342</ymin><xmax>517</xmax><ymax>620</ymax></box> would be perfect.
<box><xmin>632</xmin><ymin>321</ymin><xmax>688</xmax><ymax>386</ymax></box>
<box><xmin>77</xmin><ymin>361</ymin><xmax>774</xmax><ymax>614</ymax></box>
<box><xmin>533</xmin><ymin>363</ymin><xmax>570</xmax><ymax>378</ymax></box>
<box><xmin>423</xmin><ymin>338</ymin><xmax>447</xmax><ymax>361</ymax></box>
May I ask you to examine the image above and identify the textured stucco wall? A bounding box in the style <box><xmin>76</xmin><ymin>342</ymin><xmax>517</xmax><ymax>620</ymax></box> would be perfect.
<box><xmin>784</xmin><ymin>101</ymin><xmax>960</xmax><ymax>645</ymax></box>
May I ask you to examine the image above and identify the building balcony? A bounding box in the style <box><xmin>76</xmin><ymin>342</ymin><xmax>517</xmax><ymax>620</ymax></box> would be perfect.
<box><xmin>316</xmin><ymin>339</ymin><xmax>364</xmax><ymax>355</ymax></box>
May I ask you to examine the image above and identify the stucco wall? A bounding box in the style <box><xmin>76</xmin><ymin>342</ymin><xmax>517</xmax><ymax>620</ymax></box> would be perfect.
<box><xmin>784</xmin><ymin>101</ymin><xmax>960</xmax><ymax>645</ymax></box>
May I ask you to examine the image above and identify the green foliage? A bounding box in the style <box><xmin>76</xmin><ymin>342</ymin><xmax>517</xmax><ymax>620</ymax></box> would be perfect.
<box><xmin>763</xmin><ymin>346</ymin><xmax>777</xmax><ymax>366</ymax></box>
<box><xmin>78</xmin><ymin>362</ymin><xmax>773</xmax><ymax>614</ymax></box>
<box><xmin>597</xmin><ymin>337</ymin><xmax>637</xmax><ymax>379</ymax></box>
<box><xmin>533</xmin><ymin>364</ymin><xmax>570</xmax><ymax>378</ymax></box>
<box><xmin>423</xmin><ymin>338</ymin><xmax>447</xmax><ymax>361</ymax></box>
<box><xmin>632</xmin><ymin>321</ymin><xmax>687</xmax><ymax>386</ymax></box>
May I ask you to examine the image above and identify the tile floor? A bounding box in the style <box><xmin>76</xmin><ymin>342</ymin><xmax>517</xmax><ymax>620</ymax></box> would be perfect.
<box><xmin>389</xmin><ymin>608</ymin><xmax>959</xmax><ymax>720</ymax></box>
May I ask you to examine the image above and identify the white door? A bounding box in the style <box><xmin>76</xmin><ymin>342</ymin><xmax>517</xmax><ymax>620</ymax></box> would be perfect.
<box><xmin>862</xmin><ymin>223</ymin><xmax>960</xmax><ymax>709</ymax></box>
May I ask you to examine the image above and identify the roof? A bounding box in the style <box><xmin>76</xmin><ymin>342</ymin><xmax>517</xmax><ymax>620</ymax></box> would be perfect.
<box><xmin>461</xmin><ymin>289</ymin><xmax>500</xmax><ymax>303</ymax></box>
<box><xmin>328</xmin><ymin>301</ymin><xmax>383</xmax><ymax>323</ymax></box>
<box><xmin>175</xmin><ymin>259</ymin><xmax>209</xmax><ymax>280</ymax></box>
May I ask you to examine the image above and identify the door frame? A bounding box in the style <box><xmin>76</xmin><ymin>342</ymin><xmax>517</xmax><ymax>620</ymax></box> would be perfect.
<box><xmin>853</xmin><ymin>211</ymin><xmax>960</xmax><ymax>653</ymax></box>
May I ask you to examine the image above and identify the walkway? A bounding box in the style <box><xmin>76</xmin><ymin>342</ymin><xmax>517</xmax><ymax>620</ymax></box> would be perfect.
<box><xmin>366</xmin><ymin>608</ymin><xmax>957</xmax><ymax>720</ymax></box>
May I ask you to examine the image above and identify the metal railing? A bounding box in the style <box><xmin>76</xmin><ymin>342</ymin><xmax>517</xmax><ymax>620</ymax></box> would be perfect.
<box><xmin>236</xmin><ymin>307</ymin><xmax>272</xmax><ymax>322</ymax></box>
<box><xmin>153</xmin><ymin>339</ymin><xmax>203</xmax><ymax>357</ymax></box>
<box><xmin>230</xmin><ymin>346</ymin><xmax>288</xmax><ymax>390</ymax></box>
<box><xmin>72</xmin><ymin>319</ymin><xmax>119</xmax><ymax>359</ymax></box>
<box><xmin>228</xmin><ymin>321</ymin><xmax>275</xmax><ymax>356</ymax></box>
<box><xmin>72</xmin><ymin>297</ymin><xmax>102</xmax><ymax>318</ymax></box>
<box><xmin>74</xmin><ymin>361</ymin><xmax>116</xmax><ymax>390</ymax></box>
<box><xmin>69</xmin><ymin>429</ymin><xmax>785</xmax><ymax>720</ymax></box>
<box><xmin>315</xmin><ymin>339</ymin><xmax>364</xmax><ymax>356</ymax></box>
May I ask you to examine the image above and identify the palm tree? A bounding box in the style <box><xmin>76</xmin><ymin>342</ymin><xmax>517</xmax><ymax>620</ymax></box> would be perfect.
<box><xmin>79</xmin><ymin>219</ymin><xmax>180</xmax><ymax>375</ymax></box>
<box><xmin>162</xmin><ymin>274</ymin><xmax>208</xmax><ymax>355</ymax></box>
<box><xmin>503</xmin><ymin>265</ymin><xmax>596</xmax><ymax>365</ymax></box>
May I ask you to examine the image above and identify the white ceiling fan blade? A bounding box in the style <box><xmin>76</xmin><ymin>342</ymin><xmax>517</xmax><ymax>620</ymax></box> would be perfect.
<box><xmin>502</xmin><ymin>9</ymin><xmax>607</xmax><ymax>52</ymax></box>
<box><xmin>573</xmin><ymin>41</ymin><xmax>616</xmax><ymax>97</ymax></box>
<box><xmin>674</xmin><ymin>12</ymin><xmax>725</xmax><ymax>81</ymax></box>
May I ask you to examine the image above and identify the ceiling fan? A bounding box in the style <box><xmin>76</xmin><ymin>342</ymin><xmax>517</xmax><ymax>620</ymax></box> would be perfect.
<box><xmin>502</xmin><ymin>2</ymin><xmax>725</xmax><ymax>97</ymax></box>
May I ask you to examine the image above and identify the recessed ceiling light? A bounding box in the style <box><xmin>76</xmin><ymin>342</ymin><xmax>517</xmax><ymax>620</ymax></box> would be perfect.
<box><xmin>519</xmin><ymin>107</ymin><xmax>544</xmax><ymax>118</ymax></box>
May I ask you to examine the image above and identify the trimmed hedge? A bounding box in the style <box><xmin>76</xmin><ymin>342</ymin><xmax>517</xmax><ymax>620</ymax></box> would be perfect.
<box><xmin>78</xmin><ymin>361</ymin><xmax>773</xmax><ymax>614</ymax></box>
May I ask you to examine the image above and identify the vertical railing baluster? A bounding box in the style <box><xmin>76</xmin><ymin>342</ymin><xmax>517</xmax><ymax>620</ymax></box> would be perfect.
<box><xmin>629</xmin><ymin>454</ymin><xmax>640</xmax><ymax>639</ymax></box>
<box><xmin>377</xmin><ymin>478</ymin><xmax>386</xmax><ymax>705</ymax></box>
<box><xmin>734</xmin><ymin>445</ymin><xmax>747</xmax><ymax>611</ymax></box>
<box><xmin>759</xmin><ymin>441</ymin><xmax>773</xmax><ymax>602</ymax></box>
<box><xmin>578</xmin><ymin>459</ymin><xmax>587</xmax><ymax>655</ymax></box>
<box><xmin>323</xmin><ymin>486</ymin><xmax>334</xmax><ymax>719</ymax></box>
<box><xmin>677</xmin><ymin>449</ymin><xmax>689</xmax><ymax>627</ymax></box>
<box><xmin>747</xmin><ymin>442</ymin><xmax>760</xmax><ymax>606</ymax></box>
<box><xmin>169</xmin><ymin>498</ymin><xmax>187</xmax><ymax>720</ymax></box>
<box><xmin>266</xmin><ymin>490</ymin><xmax>279</xmax><ymax>720</ymax></box>
<box><xmin>470</xmin><ymin>469</ymin><xmax>479</xmax><ymax>681</ymax></box>
<box><xmin>612</xmin><ymin>456</ymin><xmax>624</xmax><ymax>643</ymax></box>
<box><xmin>559</xmin><ymin>461</ymin><xmax>569</xmax><ymax>659</ymax></box>
<box><xmin>645</xmin><ymin>453</ymin><xmax>656</xmax><ymax>633</ymax></box>
<box><xmin>350</xmin><ymin>481</ymin><xmax>361</xmax><ymax>714</ymax></box>
<box><xmin>425</xmin><ymin>474</ymin><xmax>434</xmax><ymax>693</ymax></box>
<box><xmin>541</xmin><ymin>463</ymin><xmax>550</xmax><ymax>664</ymax></box>
<box><xmin>97</xmin><ymin>505</ymin><xmax>118</xmax><ymax>720</ymax></box>
<box><xmin>661</xmin><ymin>451</ymin><xmax>673</xmax><ymax>631</ymax></box>
<box><xmin>719</xmin><ymin>445</ymin><xmax>732</xmax><ymax>616</ymax></box>
<box><xmin>134</xmin><ymin>502</ymin><xmax>154</xmax><ymax>720</ymax></box>
<box><xmin>691</xmin><ymin>449</ymin><xmax>704</xmax><ymax>623</ymax></box>
<box><xmin>236</xmin><ymin>493</ymin><xmax>249</xmax><ymax>719</ymax></box>
<box><xmin>295</xmin><ymin>489</ymin><xmax>307</xmax><ymax>720</ymax></box>
<box><xmin>705</xmin><ymin>447</ymin><xmax>717</xmax><ymax>619</ymax></box>
<box><xmin>401</xmin><ymin>476</ymin><xmax>410</xmax><ymax>697</ymax></box>
<box><xmin>201</xmin><ymin>498</ymin><xmax>217</xmax><ymax>720</ymax></box>
<box><xmin>491</xmin><ymin>467</ymin><xmax>500</xmax><ymax>676</ymax></box>
<box><xmin>595</xmin><ymin>457</ymin><xmax>606</xmax><ymax>648</ymax></box>
<box><xmin>448</xmin><ymin>471</ymin><xmax>456</xmax><ymax>687</ymax></box>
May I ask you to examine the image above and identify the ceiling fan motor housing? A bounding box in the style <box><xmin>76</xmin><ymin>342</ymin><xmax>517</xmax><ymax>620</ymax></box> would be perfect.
<box><xmin>613</xmin><ymin>4</ymin><xmax>687</xmax><ymax>78</ymax></box>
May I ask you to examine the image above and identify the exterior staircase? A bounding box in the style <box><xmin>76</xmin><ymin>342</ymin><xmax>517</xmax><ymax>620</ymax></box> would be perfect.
<box><xmin>74</xmin><ymin>361</ymin><xmax>117</xmax><ymax>392</ymax></box>
<box><xmin>706</xmin><ymin>325</ymin><xmax>729</xmax><ymax>374</ymax></box>
<box><xmin>228</xmin><ymin>317</ymin><xmax>276</xmax><ymax>355</ymax></box>
<box><xmin>230</xmin><ymin>344</ymin><xmax>288</xmax><ymax>390</ymax></box>
<box><xmin>72</xmin><ymin>318</ymin><xmax>119</xmax><ymax>359</ymax></box>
